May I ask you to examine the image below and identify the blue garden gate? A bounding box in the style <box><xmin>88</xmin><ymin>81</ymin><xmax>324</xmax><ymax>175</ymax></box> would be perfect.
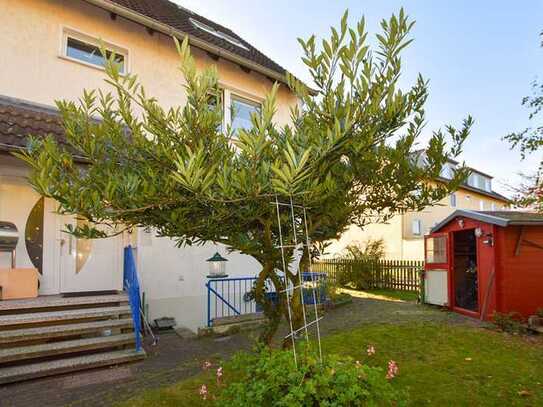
<box><xmin>205</xmin><ymin>273</ymin><xmax>328</xmax><ymax>327</ymax></box>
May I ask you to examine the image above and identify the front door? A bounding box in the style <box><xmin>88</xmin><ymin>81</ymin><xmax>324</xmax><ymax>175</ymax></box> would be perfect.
<box><xmin>59</xmin><ymin>216</ymin><xmax>123</xmax><ymax>293</ymax></box>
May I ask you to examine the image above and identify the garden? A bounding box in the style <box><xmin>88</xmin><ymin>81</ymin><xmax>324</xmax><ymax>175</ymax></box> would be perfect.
<box><xmin>16</xmin><ymin>4</ymin><xmax>543</xmax><ymax>406</ymax></box>
<box><xmin>118</xmin><ymin>297</ymin><xmax>543</xmax><ymax>406</ymax></box>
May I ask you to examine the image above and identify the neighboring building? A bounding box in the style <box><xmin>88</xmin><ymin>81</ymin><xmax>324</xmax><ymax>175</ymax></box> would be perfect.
<box><xmin>327</xmin><ymin>154</ymin><xmax>511</xmax><ymax>260</ymax></box>
<box><xmin>0</xmin><ymin>0</ymin><xmax>298</xmax><ymax>331</ymax></box>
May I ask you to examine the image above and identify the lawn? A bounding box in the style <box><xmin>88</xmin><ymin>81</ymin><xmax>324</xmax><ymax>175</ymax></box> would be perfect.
<box><xmin>118</xmin><ymin>322</ymin><xmax>543</xmax><ymax>406</ymax></box>
<box><xmin>360</xmin><ymin>289</ymin><xmax>419</xmax><ymax>302</ymax></box>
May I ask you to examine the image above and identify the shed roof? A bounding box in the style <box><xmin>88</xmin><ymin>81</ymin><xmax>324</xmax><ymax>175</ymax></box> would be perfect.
<box><xmin>430</xmin><ymin>210</ymin><xmax>543</xmax><ymax>233</ymax></box>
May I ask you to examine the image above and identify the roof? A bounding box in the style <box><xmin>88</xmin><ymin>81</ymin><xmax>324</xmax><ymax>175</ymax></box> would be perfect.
<box><xmin>431</xmin><ymin>210</ymin><xmax>543</xmax><ymax>233</ymax></box>
<box><xmin>434</xmin><ymin>176</ymin><xmax>510</xmax><ymax>203</ymax></box>
<box><xmin>85</xmin><ymin>0</ymin><xmax>287</xmax><ymax>83</ymax></box>
<box><xmin>411</xmin><ymin>150</ymin><xmax>509</xmax><ymax>202</ymax></box>
<box><xmin>0</xmin><ymin>96</ymin><xmax>66</xmax><ymax>153</ymax></box>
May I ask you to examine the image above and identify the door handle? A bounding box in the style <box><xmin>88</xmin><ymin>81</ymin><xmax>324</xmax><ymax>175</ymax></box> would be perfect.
<box><xmin>59</xmin><ymin>237</ymin><xmax>74</xmax><ymax>255</ymax></box>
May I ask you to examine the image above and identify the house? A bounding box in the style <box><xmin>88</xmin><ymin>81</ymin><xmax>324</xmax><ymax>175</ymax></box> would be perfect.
<box><xmin>424</xmin><ymin>210</ymin><xmax>543</xmax><ymax>321</ymax></box>
<box><xmin>327</xmin><ymin>154</ymin><xmax>510</xmax><ymax>260</ymax></box>
<box><xmin>0</xmin><ymin>0</ymin><xmax>298</xmax><ymax>380</ymax></box>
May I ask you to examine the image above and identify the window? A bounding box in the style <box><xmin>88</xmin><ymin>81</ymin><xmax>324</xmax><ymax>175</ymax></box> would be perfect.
<box><xmin>230</xmin><ymin>95</ymin><xmax>261</xmax><ymax>133</ymax></box>
<box><xmin>412</xmin><ymin>219</ymin><xmax>422</xmax><ymax>236</ymax></box>
<box><xmin>206</xmin><ymin>90</ymin><xmax>224</xmax><ymax>131</ymax></box>
<box><xmin>440</xmin><ymin>163</ymin><xmax>456</xmax><ymax>179</ymax></box>
<box><xmin>426</xmin><ymin>236</ymin><xmax>447</xmax><ymax>263</ymax></box>
<box><xmin>484</xmin><ymin>178</ymin><xmax>492</xmax><ymax>192</ymax></box>
<box><xmin>62</xmin><ymin>30</ymin><xmax>127</xmax><ymax>74</ymax></box>
<box><xmin>479</xmin><ymin>200</ymin><xmax>485</xmax><ymax>210</ymax></box>
<box><xmin>450</xmin><ymin>193</ymin><xmax>457</xmax><ymax>207</ymax></box>
<box><xmin>189</xmin><ymin>18</ymin><xmax>249</xmax><ymax>51</ymax></box>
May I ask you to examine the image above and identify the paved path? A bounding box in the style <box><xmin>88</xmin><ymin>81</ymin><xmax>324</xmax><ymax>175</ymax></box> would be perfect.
<box><xmin>0</xmin><ymin>293</ymin><xmax>481</xmax><ymax>406</ymax></box>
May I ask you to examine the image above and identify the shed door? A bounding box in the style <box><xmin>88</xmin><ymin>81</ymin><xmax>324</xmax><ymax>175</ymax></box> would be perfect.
<box><xmin>425</xmin><ymin>269</ymin><xmax>448</xmax><ymax>305</ymax></box>
<box><xmin>424</xmin><ymin>235</ymin><xmax>449</xmax><ymax>306</ymax></box>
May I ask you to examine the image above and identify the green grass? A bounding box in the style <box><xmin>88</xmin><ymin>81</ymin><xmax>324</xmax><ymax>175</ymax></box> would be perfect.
<box><xmin>118</xmin><ymin>323</ymin><xmax>543</xmax><ymax>406</ymax></box>
<box><xmin>362</xmin><ymin>289</ymin><xmax>419</xmax><ymax>302</ymax></box>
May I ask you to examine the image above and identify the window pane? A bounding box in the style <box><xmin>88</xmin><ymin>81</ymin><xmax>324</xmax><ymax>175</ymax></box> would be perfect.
<box><xmin>66</xmin><ymin>37</ymin><xmax>125</xmax><ymax>72</ymax></box>
<box><xmin>231</xmin><ymin>96</ymin><xmax>260</xmax><ymax>133</ymax></box>
<box><xmin>412</xmin><ymin>219</ymin><xmax>422</xmax><ymax>235</ymax></box>
<box><xmin>426</xmin><ymin>236</ymin><xmax>447</xmax><ymax>263</ymax></box>
<box><xmin>450</xmin><ymin>193</ymin><xmax>456</xmax><ymax>207</ymax></box>
<box><xmin>206</xmin><ymin>90</ymin><xmax>223</xmax><ymax>132</ymax></box>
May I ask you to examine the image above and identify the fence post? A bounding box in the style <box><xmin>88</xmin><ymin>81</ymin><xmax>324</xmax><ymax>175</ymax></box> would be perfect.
<box><xmin>206</xmin><ymin>281</ymin><xmax>211</xmax><ymax>327</ymax></box>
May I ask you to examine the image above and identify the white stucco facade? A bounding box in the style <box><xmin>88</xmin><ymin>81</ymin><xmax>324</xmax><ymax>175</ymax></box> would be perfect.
<box><xmin>0</xmin><ymin>0</ymin><xmax>298</xmax><ymax>331</ymax></box>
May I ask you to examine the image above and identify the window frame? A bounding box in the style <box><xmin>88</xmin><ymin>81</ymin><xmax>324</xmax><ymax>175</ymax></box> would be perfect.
<box><xmin>412</xmin><ymin>219</ymin><xmax>422</xmax><ymax>236</ymax></box>
<box><xmin>60</xmin><ymin>27</ymin><xmax>129</xmax><ymax>74</ymax></box>
<box><xmin>229</xmin><ymin>94</ymin><xmax>262</xmax><ymax>133</ymax></box>
<box><xmin>221</xmin><ymin>88</ymin><xmax>262</xmax><ymax>134</ymax></box>
<box><xmin>189</xmin><ymin>18</ymin><xmax>249</xmax><ymax>51</ymax></box>
<box><xmin>425</xmin><ymin>235</ymin><xmax>448</xmax><ymax>264</ymax></box>
<box><xmin>450</xmin><ymin>193</ymin><xmax>457</xmax><ymax>208</ymax></box>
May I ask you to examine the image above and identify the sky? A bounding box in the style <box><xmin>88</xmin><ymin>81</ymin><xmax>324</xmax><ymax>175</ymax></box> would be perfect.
<box><xmin>174</xmin><ymin>0</ymin><xmax>543</xmax><ymax>196</ymax></box>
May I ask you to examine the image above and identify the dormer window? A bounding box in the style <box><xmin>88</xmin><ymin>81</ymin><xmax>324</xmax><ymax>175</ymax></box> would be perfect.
<box><xmin>189</xmin><ymin>18</ymin><xmax>249</xmax><ymax>51</ymax></box>
<box><xmin>61</xmin><ymin>29</ymin><xmax>128</xmax><ymax>74</ymax></box>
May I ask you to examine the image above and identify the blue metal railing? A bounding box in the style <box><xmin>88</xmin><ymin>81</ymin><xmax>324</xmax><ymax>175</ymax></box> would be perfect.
<box><xmin>123</xmin><ymin>245</ymin><xmax>142</xmax><ymax>352</ymax></box>
<box><xmin>205</xmin><ymin>273</ymin><xmax>329</xmax><ymax>327</ymax></box>
<box><xmin>206</xmin><ymin>277</ymin><xmax>258</xmax><ymax>327</ymax></box>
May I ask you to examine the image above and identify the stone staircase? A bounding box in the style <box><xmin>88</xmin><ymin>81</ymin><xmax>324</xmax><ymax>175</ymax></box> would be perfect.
<box><xmin>0</xmin><ymin>293</ymin><xmax>145</xmax><ymax>384</ymax></box>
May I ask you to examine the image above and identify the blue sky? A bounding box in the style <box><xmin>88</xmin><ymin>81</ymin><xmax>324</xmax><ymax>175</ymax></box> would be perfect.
<box><xmin>175</xmin><ymin>0</ymin><xmax>543</xmax><ymax>196</ymax></box>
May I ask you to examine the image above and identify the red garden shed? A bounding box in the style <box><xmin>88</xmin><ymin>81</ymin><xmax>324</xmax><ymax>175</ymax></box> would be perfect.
<box><xmin>423</xmin><ymin>210</ymin><xmax>543</xmax><ymax>321</ymax></box>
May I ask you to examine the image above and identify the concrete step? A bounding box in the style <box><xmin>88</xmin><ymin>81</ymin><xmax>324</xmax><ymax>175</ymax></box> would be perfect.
<box><xmin>0</xmin><ymin>319</ymin><xmax>134</xmax><ymax>344</ymax></box>
<box><xmin>0</xmin><ymin>306</ymin><xmax>131</xmax><ymax>328</ymax></box>
<box><xmin>0</xmin><ymin>293</ymin><xmax>128</xmax><ymax>313</ymax></box>
<box><xmin>0</xmin><ymin>333</ymin><xmax>136</xmax><ymax>363</ymax></box>
<box><xmin>0</xmin><ymin>348</ymin><xmax>145</xmax><ymax>384</ymax></box>
<box><xmin>213</xmin><ymin>312</ymin><xmax>265</xmax><ymax>326</ymax></box>
<box><xmin>206</xmin><ymin>313</ymin><xmax>267</xmax><ymax>336</ymax></box>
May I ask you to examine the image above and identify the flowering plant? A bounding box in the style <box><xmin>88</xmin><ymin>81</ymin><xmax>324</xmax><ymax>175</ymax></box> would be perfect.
<box><xmin>216</xmin><ymin>346</ymin><xmax>405</xmax><ymax>406</ymax></box>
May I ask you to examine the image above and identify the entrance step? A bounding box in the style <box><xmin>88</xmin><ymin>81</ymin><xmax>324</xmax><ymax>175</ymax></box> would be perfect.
<box><xmin>208</xmin><ymin>312</ymin><xmax>267</xmax><ymax>335</ymax></box>
<box><xmin>0</xmin><ymin>348</ymin><xmax>145</xmax><ymax>384</ymax></box>
<box><xmin>213</xmin><ymin>312</ymin><xmax>265</xmax><ymax>326</ymax></box>
<box><xmin>0</xmin><ymin>306</ymin><xmax>131</xmax><ymax>328</ymax></box>
<box><xmin>0</xmin><ymin>333</ymin><xmax>135</xmax><ymax>363</ymax></box>
<box><xmin>0</xmin><ymin>293</ymin><xmax>128</xmax><ymax>314</ymax></box>
<box><xmin>0</xmin><ymin>293</ymin><xmax>144</xmax><ymax>383</ymax></box>
<box><xmin>0</xmin><ymin>318</ymin><xmax>133</xmax><ymax>344</ymax></box>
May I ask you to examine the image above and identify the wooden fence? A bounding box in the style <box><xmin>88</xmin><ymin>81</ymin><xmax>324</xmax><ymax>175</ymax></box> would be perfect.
<box><xmin>313</xmin><ymin>258</ymin><xmax>424</xmax><ymax>292</ymax></box>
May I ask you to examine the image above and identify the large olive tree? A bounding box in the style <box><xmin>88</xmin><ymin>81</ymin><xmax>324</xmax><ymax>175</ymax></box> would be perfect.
<box><xmin>18</xmin><ymin>10</ymin><xmax>471</xmax><ymax>344</ymax></box>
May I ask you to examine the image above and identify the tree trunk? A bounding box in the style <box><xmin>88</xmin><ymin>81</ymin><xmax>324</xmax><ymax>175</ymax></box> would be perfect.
<box><xmin>254</xmin><ymin>259</ymin><xmax>284</xmax><ymax>345</ymax></box>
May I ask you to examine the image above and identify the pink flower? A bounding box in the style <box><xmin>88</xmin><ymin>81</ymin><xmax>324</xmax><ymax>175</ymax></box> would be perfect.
<box><xmin>367</xmin><ymin>345</ymin><xmax>376</xmax><ymax>356</ymax></box>
<box><xmin>199</xmin><ymin>384</ymin><xmax>208</xmax><ymax>400</ymax></box>
<box><xmin>216</xmin><ymin>366</ymin><xmax>223</xmax><ymax>384</ymax></box>
<box><xmin>386</xmin><ymin>360</ymin><xmax>399</xmax><ymax>380</ymax></box>
<box><xmin>202</xmin><ymin>361</ymin><xmax>212</xmax><ymax>370</ymax></box>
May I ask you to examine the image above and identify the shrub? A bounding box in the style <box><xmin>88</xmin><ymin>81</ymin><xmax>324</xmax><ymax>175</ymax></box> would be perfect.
<box><xmin>336</xmin><ymin>239</ymin><xmax>385</xmax><ymax>290</ymax></box>
<box><xmin>216</xmin><ymin>347</ymin><xmax>405</xmax><ymax>406</ymax></box>
<box><xmin>493</xmin><ymin>312</ymin><xmax>528</xmax><ymax>334</ymax></box>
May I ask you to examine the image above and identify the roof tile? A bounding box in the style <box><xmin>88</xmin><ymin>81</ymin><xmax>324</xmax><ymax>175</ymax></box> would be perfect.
<box><xmin>108</xmin><ymin>0</ymin><xmax>286</xmax><ymax>77</ymax></box>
